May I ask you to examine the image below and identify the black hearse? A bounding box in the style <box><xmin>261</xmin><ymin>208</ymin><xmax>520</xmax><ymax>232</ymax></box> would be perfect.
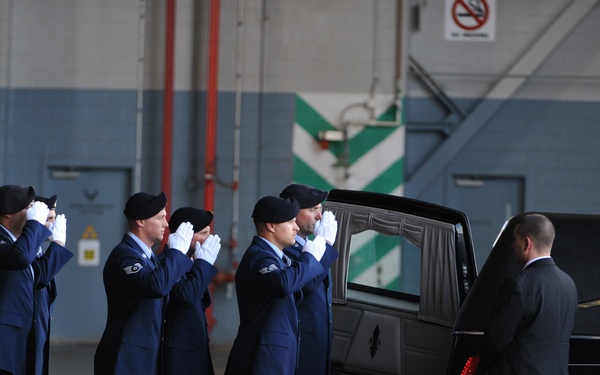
<box><xmin>325</xmin><ymin>189</ymin><xmax>599</xmax><ymax>374</ymax></box>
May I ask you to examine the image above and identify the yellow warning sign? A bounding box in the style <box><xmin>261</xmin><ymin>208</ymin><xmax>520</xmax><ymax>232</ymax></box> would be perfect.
<box><xmin>83</xmin><ymin>249</ymin><xmax>96</xmax><ymax>260</ymax></box>
<box><xmin>82</xmin><ymin>225</ymin><xmax>98</xmax><ymax>239</ymax></box>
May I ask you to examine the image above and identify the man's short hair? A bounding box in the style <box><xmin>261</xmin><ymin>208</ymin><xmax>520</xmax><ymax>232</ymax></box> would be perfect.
<box><xmin>515</xmin><ymin>214</ymin><xmax>555</xmax><ymax>249</ymax></box>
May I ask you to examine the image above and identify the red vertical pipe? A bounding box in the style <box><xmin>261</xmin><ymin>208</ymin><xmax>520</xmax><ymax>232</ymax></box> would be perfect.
<box><xmin>204</xmin><ymin>0</ymin><xmax>220</xmax><ymax>335</ymax></box>
<box><xmin>163</xmin><ymin>0</ymin><xmax>176</xmax><ymax>215</ymax></box>
<box><xmin>204</xmin><ymin>0</ymin><xmax>220</xmax><ymax>213</ymax></box>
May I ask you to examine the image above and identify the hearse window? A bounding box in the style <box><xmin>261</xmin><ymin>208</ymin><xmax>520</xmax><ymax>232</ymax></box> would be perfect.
<box><xmin>347</xmin><ymin>231</ymin><xmax>421</xmax><ymax>296</ymax></box>
<box><xmin>327</xmin><ymin>201</ymin><xmax>461</xmax><ymax>327</ymax></box>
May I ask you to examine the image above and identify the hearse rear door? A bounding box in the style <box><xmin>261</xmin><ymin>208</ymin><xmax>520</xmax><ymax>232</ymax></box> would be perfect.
<box><xmin>325</xmin><ymin>190</ymin><xmax>476</xmax><ymax>375</ymax></box>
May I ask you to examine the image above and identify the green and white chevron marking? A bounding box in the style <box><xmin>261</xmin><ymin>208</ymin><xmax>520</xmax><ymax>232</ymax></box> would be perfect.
<box><xmin>293</xmin><ymin>92</ymin><xmax>404</xmax><ymax>194</ymax></box>
<box><xmin>293</xmin><ymin>92</ymin><xmax>405</xmax><ymax>291</ymax></box>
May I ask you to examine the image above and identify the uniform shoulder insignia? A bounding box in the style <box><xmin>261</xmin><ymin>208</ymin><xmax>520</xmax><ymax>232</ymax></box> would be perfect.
<box><xmin>124</xmin><ymin>262</ymin><xmax>143</xmax><ymax>274</ymax></box>
<box><xmin>259</xmin><ymin>264</ymin><xmax>279</xmax><ymax>274</ymax></box>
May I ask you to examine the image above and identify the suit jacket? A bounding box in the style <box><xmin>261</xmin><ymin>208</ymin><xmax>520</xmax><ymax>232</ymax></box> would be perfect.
<box><xmin>477</xmin><ymin>257</ymin><xmax>577</xmax><ymax>375</ymax></box>
<box><xmin>283</xmin><ymin>240</ymin><xmax>338</xmax><ymax>375</ymax></box>
<box><xmin>224</xmin><ymin>236</ymin><xmax>324</xmax><ymax>375</ymax></box>
<box><xmin>0</xmin><ymin>221</ymin><xmax>50</xmax><ymax>375</ymax></box>
<box><xmin>32</xmin><ymin>243</ymin><xmax>74</xmax><ymax>375</ymax></box>
<box><xmin>163</xmin><ymin>255</ymin><xmax>218</xmax><ymax>375</ymax></box>
<box><xmin>94</xmin><ymin>234</ymin><xmax>191</xmax><ymax>375</ymax></box>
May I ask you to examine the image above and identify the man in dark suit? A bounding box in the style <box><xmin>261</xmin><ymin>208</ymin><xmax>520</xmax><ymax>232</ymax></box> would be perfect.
<box><xmin>279</xmin><ymin>184</ymin><xmax>339</xmax><ymax>374</ymax></box>
<box><xmin>33</xmin><ymin>194</ymin><xmax>74</xmax><ymax>375</ymax></box>
<box><xmin>162</xmin><ymin>207</ymin><xmax>222</xmax><ymax>375</ymax></box>
<box><xmin>0</xmin><ymin>185</ymin><xmax>72</xmax><ymax>375</ymax></box>
<box><xmin>476</xmin><ymin>214</ymin><xmax>577</xmax><ymax>375</ymax></box>
<box><xmin>225</xmin><ymin>196</ymin><xmax>326</xmax><ymax>375</ymax></box>
<box><xmin>94</xmin><ymin>192</ymin><xmax>195</xmax><ymax>375</ymax></box>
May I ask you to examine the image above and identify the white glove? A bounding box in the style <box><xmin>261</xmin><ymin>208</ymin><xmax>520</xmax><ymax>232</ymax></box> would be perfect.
<box><xmin>167</xmin><ymin>222</ymin><xmax>194</xmax><ymax>254</ymax></box>
<box><xmin>193</xmin><ymin>234</ymin><xmax>221</xmax><ymax>265</ymax></box>
<box><xmin>27</xmin><ymin>201</ymin><xmax>50</xmax><ymax>225</ymax></box>
<box><xmin>302</xmin><ymin>235</ymin><xmax>326</xmax><ymax>262</ymax></box>
<box><xmin>313</xmin><ymin>210</ymin><xmax>337</xmax><ymax>245</ymax></box>
<box><xmin>47</xmin><ymin>222</ymin><xmax>54</xmax><ymax>242</ymax></box>
<box><xmin>51</xmin><ymin>214</ymin><xmax>67</xmax><ymax>245</ymax></box>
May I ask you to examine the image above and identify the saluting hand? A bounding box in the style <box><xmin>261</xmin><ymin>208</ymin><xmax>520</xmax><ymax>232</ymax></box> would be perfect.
<box><xmin>167</xmin><ymin>222</ymin><xmax>194</xmax><ymax>254</ymax></box>
<box><xmin>313</xmin><ymin>210</ymin><xmax>337</xmax><ymax>245</ymax></box>
<box><xmin>27</xmin><ymin>201</ymin><xmax>50</xmax><ymax>225</ymax></box>
<box><xmin>302</xmin><ymin>235</ymin><xmax>326</xmax><ymax>262</ymax></box>
<box><xmin>193</xmin><ymin>234</ymin><xmax>221</xmax><ymax>265</ymax></box>
<box><xmin>52</xmin><ymin>214</ymin><xmax>67</xmax><ymax>246</ymax></box>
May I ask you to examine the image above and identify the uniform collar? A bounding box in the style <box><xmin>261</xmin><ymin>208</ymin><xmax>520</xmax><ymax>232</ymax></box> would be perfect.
<box><xmin>295</xmin><ymin>235</ymin><xmax>306</xmax><ymax>247</ymax></box>
<box><xmin>258</xmin><ymin>235</ymin><xmax>285</xmax><ymax>260</ymax></box>
<box><xmin>0</xmin><ymin>224</ymin><xmax>16</xmax><ymax>242</ymax></box>
<box><xmin>127</xmin><ymin>231</ymin><xmax>154</xmax><ymax>260</ymax></box>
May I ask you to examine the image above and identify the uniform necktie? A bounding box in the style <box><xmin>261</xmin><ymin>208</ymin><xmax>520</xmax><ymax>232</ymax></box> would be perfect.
<box><xmin>282</xmin><ymin>254</ymin><xmax>292</xmax><ymax>267</ymax></box>
<box><xmin>148</xmin><ymin>254</ymin><xmax>160</xmax><ymax>269</ymax></box>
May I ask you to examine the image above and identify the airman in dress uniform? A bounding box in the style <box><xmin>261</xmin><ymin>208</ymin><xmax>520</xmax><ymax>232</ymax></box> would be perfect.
<box><xmin>163</xmin><ymin>207</ymin><xmax>222</xmax><ymax>375</ymax></box>
<box><xmin>0</xmin><ymin>185</ymin><xmax>72</xmax><ymax>375</ymax></box>
<box><xmin>225</xmin><ymin>196</ymin><xmax>327</xmax><ymax>375</ymax></box>
<box><xmin>94</xmin><ymin>192</ymin><xmax>195</xmax><ymax>375</ymax></box>
<box><xmin>32</xmin><ymin>194</ymin><xmax>73</xmax><ymax>375</ymax></box>
<box><xmin>279</xmin><ymin>184</ymin><xmax>339</xmax><ymax>374</ymax></box>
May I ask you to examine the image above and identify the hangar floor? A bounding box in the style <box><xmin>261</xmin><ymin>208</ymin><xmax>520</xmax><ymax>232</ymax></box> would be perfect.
<box><xmin>49</xmin><ymin>343</ymin><xmax>232</xmax><ymax>375</ymax></box>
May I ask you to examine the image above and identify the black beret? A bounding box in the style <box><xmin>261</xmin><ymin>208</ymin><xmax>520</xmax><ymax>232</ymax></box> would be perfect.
<box><xmin>169</xmin><ymin>207</ymin><xmax>213</xmax><ymax>233</ymax></box>
<box><xmin>279</xmin><ymin>184</ymin><xmax>328</xmax><ymax>209</ymax></box>
<box><xmin>0</xmin><ymin>185</ymin><xmax>36</xmax><ymax>214</ymax></box>
<box><xmin>252</xmin><ymin>196</ymin><xmax>299</xmax><ymax>223</ymax></box>
<box><xmin>124</xmin><ymin>192</ymin><xmax>167</xmax><ymax>220</ymax></box>
<box><xmin>35</xmin><ymin>195</ymin><xmax>57</xmax><ymax>210</ymax></box>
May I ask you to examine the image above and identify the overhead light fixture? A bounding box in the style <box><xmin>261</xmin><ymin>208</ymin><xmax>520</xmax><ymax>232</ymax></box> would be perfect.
<box><xmin>317</xmin><ymin>130</ymin><xmax>345</xmax><ymax>150</ymax></box>
<box><xmin>454</xmin><ymin>177</ymin><xmax>484</xmax><ymax>187</ymax></box>
<box><xmin>318</xmin><ymin>130</ymin><xmax>345</xmax><ymax>142</ymax></box>
<box><xmin>51</xmin><ymin>170</ymin><xmax>80</xmax><ymax>179</ymax></box>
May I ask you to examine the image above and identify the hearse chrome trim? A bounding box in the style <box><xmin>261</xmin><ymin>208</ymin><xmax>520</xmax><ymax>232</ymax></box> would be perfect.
<box><xmin>452</xmin><ymin>331</ymin><xmax>484</xmax><ymax>336</ymax></box>
<box><xmin>578</xmin><ymin>299</ymin><xmax>600</xmax><ymax>309</ymax></box>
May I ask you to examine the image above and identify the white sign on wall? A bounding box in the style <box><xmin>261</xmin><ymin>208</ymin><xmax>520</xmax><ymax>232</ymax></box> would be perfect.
<box><xmin>78</xmin><ymin>239</ymin><xmax>100</xmax><ymax>266</ymax></box>
<box><xmin>78</xmin><ymin>224</ymin><xmax>100</xmax><ymax>266</ymax></box>
<box><xmin>445</xmin><ymin>0</ymin><xmax>496</xmax><ymax>41</ymax></box>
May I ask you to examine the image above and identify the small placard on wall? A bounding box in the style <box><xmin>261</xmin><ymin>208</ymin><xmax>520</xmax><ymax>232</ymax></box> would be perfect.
<box><xmin>78</xmin><ymin>239</ymin><xmax>100</xmax><ymax>266</ymax></box>
<box><xmin>445</xmin><ymin>0</ymin><xmax>496</xmax><ymax>41</ymax></box>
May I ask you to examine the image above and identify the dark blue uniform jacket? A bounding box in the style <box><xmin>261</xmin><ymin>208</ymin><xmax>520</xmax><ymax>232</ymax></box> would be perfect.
<box><xmin>94</xmin><ymin>234</ymin><xmax>190</xmax><ymax>375</ymax></box>
<box><xmin>0</xmin><ymin>221</ymin><xmax>70</xmax><ymax>375</ymax></box>
<box><xmin>225</xmin><ymin>236</ymin><xmax>324</xmax><ymax>375</ymax></box>
<box><xmin>32</xmin><ymin>241</ymin><xmax>74</xmax><ymax>375</ymax></box>
<box><xmin>163</xmin><ymin>255</ymin><xmax>217</xmax><ymax>375</ymax></box>
<box><xmin>284</xmin><ymin>240</ymin><xmax>338</xmax><ymax>374</ymax></box>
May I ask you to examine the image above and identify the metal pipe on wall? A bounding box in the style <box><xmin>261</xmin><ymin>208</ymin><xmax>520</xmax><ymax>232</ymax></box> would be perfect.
<box><xmin>229</xmin><ymin>0</ymin><xmax>245</xmax><ymax>264</ymax></box>
<box><xmin>0</xmin><ymin>0</ymin><xmax>14</xmax><ymax>182</ymax></box>
<box><xmin>204</xmin><ymin>0</ymin><xmax>222</xmax><ymax>335</ymax></box>
<box><xmin>204</xmin><ymin>0</ymin><xmax>220</xmax><ymax>213</ymax></box>
<box><xmin>134</xmin><ymin>0</ymin><xmax>146</xmax><ymax>193</ymax></box>
<box><xmin>162</xmin><ymin>0</ymin><xmax>176</xmax><ymax>212</ymax></box>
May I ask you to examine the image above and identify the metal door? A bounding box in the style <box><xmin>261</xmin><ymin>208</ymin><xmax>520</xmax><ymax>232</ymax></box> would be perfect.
<box><xmin>42</xmin><ymin>167</ymin><xmax>131</xmax><ymax>340</ymax></box>
<box><xmin>449</xmin><ymin>176</ymin><xmax>523</xmax><ymax>271</ymax></box>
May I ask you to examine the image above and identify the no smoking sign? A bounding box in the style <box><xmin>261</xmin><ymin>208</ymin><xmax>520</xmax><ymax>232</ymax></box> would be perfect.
<box><xmin>445</xmin><ymin>0</ymin><xmax>496</xmax><ymax>41</ymax></box>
